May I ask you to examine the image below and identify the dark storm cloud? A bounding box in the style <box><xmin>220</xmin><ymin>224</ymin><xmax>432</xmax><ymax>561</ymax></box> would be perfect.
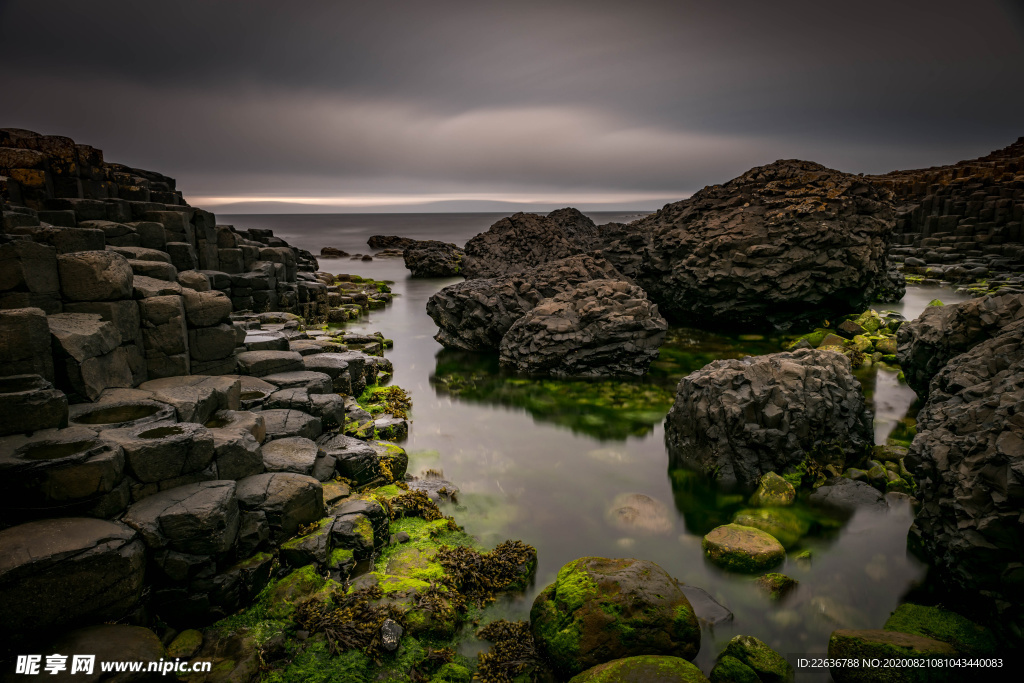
<box><xmin>1</xmin><ymin>0</ymin><xmax>1022</xmax><ymax>208</ymax></box>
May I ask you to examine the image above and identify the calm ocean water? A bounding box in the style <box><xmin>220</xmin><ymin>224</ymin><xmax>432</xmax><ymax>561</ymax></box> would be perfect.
<box><xmin>219</xmin><ymin>211</ymin><xmax>967</xmax><ymax>678</ymax></box>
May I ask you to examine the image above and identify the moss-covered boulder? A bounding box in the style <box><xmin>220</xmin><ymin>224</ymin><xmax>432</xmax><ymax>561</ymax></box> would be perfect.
<box><xmin>754</xmin><ymin>573</ymin><xmax>797</xmax><ymax>601</ymax></box>
<box><xmin>702</xmin><ymin>524</ymin><xmax>785</xmax><ymax>572</ymax></box>
<box><xmin>267</xmin><ymin>564</ymin><xmax>326</xmax><ymax>620</ymax></box>
<box><xmin>530</xmin><ymin>557</ymin><xmax>700</xmax><ymax>676</ymax></box>
<box><xmin>748</xmin><ymin>472</ymin><xmax>795</xmax><ymax>507</ymax></box>
<box><xmin>167</xmin><ymin>628</ymin><xmax>203</xmax><ymax>658</ymax></box>
<box><xmin>279</xmin><ymin>516</ymin><xmax>333</xmax><ymax>569</ymax></box>
<box><xmin>709</xmin><ymin>635</ymin><xmax>793</xmax><ymax>683</ymax></box>
<box><xmin>883</xmin><ymin>604</ymin><xmax>996</xmax><ymax>655</ymax></box>
<box><xmin>827</xmin><ymin>630</ymin><xmax>955</xmax><ymax>682</ymax></box>
<box><xmin>730</xmin><ymin>508</ymin><xmax>810</xmax><ymax>549</ymax></box>
<box><xmin>569</xmin><ymin>655</ymin><xmax>710</xmax><ymax>682</ymax></box>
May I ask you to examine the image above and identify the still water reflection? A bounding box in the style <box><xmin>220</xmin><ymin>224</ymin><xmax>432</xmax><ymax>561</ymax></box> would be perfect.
<box><xmin>319</xmin><ymin>253</ymin><xmax>965</xmax><ymax>679</ymax></box>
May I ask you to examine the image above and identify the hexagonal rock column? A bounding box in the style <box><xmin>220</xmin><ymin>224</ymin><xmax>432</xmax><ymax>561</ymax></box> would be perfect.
<box><xmin>665</xmin><ymin>348</ymin><xmax>873</xmax><ymax>489</ymax></box>
<box><xmin>0</xmin><ymin>518</ymin><xmax>146</xmax><ymax>645</ymax></box>
<box><xmin>137</xmin><ymin>375</ymin><xmax>241</xmax><ymax>424</ymax></box>
<box><xmin>122</xmin><ymin>480</ymin><xmax>241</xmax><ymax>555</ymax></box>
<box><xmin>0</xmin><ymin>240</ymin><xmax>62</xmax><ymax>313</ymax></box>
<box><xmin>265</xmin><ymin>387</ymin><xmax>346</xmax><ymax>430</ymax></box>
<box><xmin>206</xmin><ymin>409</ymin><xmax>267</xmax><ymax>443</ymax></box>
<box><xmin>236</xmin><ymin>350</ymin><xmax>304</xmax><ymax>377</ymax></box>
<box><xmin>0</xmin><ymin>374</ymin><xmax>68</xmax><ymax>436</ymax></box>
<box><xmin>0</xmin><ymin>425</ymin><xmax>128</xmax><ymax>519</ymax></box>
<box><xmin>235</xmin><ymin>472</ymin><xmax>324</xmax><ymax>541</ymax></box>
<box><xmin>47</xmin><ymin>312</ymin><xmax>133</xmax><ymax>401</ymax></box>
<box><xmin>102</xmin><ymin>422</ymin><xmax>215</xmax><ymax>487</ymax></box>
<box><xmin>330</xmin><ymin>498</ymin><xmax>389</xmax><ymax>560</ymax></box>
<box><xmin>69</xmin><ymin>398</ymin><xmax>176</xmax><ymax>431</ymax></box>
<box><xmin>137</xmin><ymin>294</ymin><xmax>190</xmax><ymax>379</ymax></box>
<box><xmin>261</xmin><ymin>408</ymin><xmax>323</xmax><ymax>441</ymax></box>
<box><xmin>56</xmin><ymin>250</ymin><xmax>134</xmax><ymax>302</ymax></box>
<box><xmin>261</xmin><ymin>436</ymin><xmax>321</xmax><ymax>476</ymax></box>
<box><xmin>261</xmin><ymin>370</ymin><xmax>333</xmax><ymax>394</ymax></box>
<box><xmin>209</xmin><ymin>427</ymin><xmax>265</xmax><ymax>481</ymax></box>
<box><xmin>0</xmin><ymin>307</ymin><xmax>55</xmax><ymax>381</ymax></box>
<box><xmin>530</xmin><ymin>557</ymin><xmax>701</xmax><ymax>677</ymax></box>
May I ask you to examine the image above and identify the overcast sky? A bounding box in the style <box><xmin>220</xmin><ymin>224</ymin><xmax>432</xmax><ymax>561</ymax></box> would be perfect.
<box><xmin>1</xmin><ymin>0</ymin><xmax>1022</xmax><ymax>212</ymax></box>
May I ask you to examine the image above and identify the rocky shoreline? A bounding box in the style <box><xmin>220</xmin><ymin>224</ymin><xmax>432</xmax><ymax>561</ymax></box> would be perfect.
<box><xmin>2</xmin><ymin>129</ymin><xmax>1023</xmax><ymax>681</ymax></box>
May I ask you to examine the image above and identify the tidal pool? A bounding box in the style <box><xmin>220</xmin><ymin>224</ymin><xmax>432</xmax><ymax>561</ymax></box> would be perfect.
<box><xmin>321</xmin><ymin>254</ymin><xmax>968</xmax><ymax>679</ymax></box>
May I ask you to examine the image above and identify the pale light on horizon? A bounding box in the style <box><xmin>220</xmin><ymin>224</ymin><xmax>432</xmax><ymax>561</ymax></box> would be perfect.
<box><xmin>187</xmin><ymin>190</ymin><xmax>688</xmax><ymax>209</ymax></box>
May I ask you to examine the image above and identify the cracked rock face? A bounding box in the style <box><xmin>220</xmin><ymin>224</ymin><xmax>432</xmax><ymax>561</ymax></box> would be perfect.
<box><xmin>897</xmin><ymin>293</ymin><xmax>1024</xmax><ymax>399</ymax></box>
<box><xmin>908</xmin><ymin>316</ymin><xmax>1024</xmax><ymax>626</ymax></box>
<box><xmin>426</xmin><ymin>254</ymin><xmax>623</xmax><ymax>351</ymax></box>
<box><xmin>605</xmin><ymin>160</ymin><xmax>899</xmax><ymax>330</ymax></box>
<box><xmin>402</xmin><ymin>240</ymin><xmax>464</xmax><ymax>278</ymax></box>
<box><xmin>462</xmin><ymin>211</ymin><xmax>591</xmax><ymax>279</ymax></box>
<box><xmin>664</xmin><ymin>348</ymin><xmax>873</xmax><ymax>489</ymax></box>
<box><xmin>498</xmin><ymin>279</ymin><xmax>667</xmax><ymax>377</ymax></box>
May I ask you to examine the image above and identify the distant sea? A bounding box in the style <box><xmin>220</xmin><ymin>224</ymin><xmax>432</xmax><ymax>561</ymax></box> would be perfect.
<box><xmin>218</xmin><ymin>211</ymin><xmax>653</xmax><ymax>257</ymax></box>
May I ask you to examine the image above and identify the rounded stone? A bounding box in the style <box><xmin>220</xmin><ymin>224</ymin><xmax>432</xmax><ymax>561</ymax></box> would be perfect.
<box><xmin>730</xmin><ymin>508</ymin><xmax>810</xmax><ymax>549</ymax></box>
<box><xmin>606</xmin><ymin>493</ymin><xmax>672</xmax><ymax>535</ymax></box>
<box><xmin>569</xmin><ymin>656</ymin><xmax>710</xmax><ymax>683</ymax></box>
<box><xmin>702</xmin><ymin>524</ymin><xmax>786</xmax><ymax>573</ymax></box>
<box><xmin>530</xmin><ymin>557</ymin><xmax>700</xmax><ymax>676</ymax></box>
<box><xmin>748</xmin><ymin>472</ymin><xmax>796</xmax><ymax>507</ymax></box>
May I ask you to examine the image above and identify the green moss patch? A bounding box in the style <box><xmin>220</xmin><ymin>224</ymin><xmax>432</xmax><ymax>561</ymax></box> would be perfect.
<box><xmin>883</xmin><ymin>604</ymin><xmax>996</xmax><ymax>655</ymax></box>
<box><xmin>702</xmin><ymin>524</ymin><xmax>786</xmax><ymax>573</ymax></box>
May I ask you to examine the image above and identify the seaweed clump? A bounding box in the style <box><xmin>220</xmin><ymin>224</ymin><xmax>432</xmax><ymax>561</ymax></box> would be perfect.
<box><xmin>476</xmin><ymin>620</ymin><xmax>541</xmax><ymax>683</ymax></box>
<box><xmin>293</xmin><ymin>585</ymin><xmax>405</xmax><ymax>662</ymax></box>
<box><xmin>360</xmin><ymin>385</ymin><xmax>413</xmax><ymax>419</ymax></box>
<box><xmin>391</xmin><ymin>490</ymin><xmax>446</xmax><ymax>522</ymax></box>
<box><xmin>436</xmin><ymin>540</ymin><xmax>537</xmax><ymax>605</ymax></box>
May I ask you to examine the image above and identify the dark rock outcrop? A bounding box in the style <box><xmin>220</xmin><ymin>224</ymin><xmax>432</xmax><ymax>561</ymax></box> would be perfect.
<box><xmin>367</xmin><ymin>235</ymin><xmax>418</xmax><ymax>250</ymax></box>
<box><xmin>665</xmin><ymin>349</ymin><xmax>873</xmax><ymax>488</ymax></box>
<box><xmin>908</xmin><ymin>316</ymin><xmax>1024</xmax><ymax>630</ymax></box>
<box><xmin>498</xmin><ymin>279</ymin><xmax>667</xmax><ymax>377</ymax></box>
<box><xmin>402</xmin><ymin>240</ymin><xmax>464</xmax><ymax>278</ymax></box>
<box><xmin>605</xmin><ymin>160</ymin><xmax>899</xmax><ymax>329</ymax></box>
<box><xmin>462</xmin><ymin>211</ymin><xmax>587</xmax><ymax>279</ymax></box>
<box><xmin>897</xmin><ymin>293</ymin><xmax>1024</xmax><ymax>399</ymax></box>
<box><xmin>426</xmin><ymin>254</ymin><xmax>623</xmax><ymax>350</ymax></box>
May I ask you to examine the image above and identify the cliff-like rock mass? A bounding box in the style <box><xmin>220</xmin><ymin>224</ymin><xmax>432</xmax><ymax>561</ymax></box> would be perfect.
<box><xmin>612</xmin><ymin>160</ymin><xmax>899</xmax><ymax>329</ymax></box>
<box><xmin>498</xmin><ymin>279</ymin><xmax>667</xmax><ymax>377</ymax></box>
<box><xmin>462</xmin><ymin>209</ymin><xmax>593</xmax><ymax>279</ymax></box>
<box><xmin>664</xmin><ymin>349</ymin><xmax>873</xmax><ymax>488</ymax></box>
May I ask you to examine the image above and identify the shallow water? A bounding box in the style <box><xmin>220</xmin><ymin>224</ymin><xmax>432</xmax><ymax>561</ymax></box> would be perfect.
<box><xmin>232</xmin><ymin>213</ymin><xmax>971</xmax><ymax>679</ymax></box>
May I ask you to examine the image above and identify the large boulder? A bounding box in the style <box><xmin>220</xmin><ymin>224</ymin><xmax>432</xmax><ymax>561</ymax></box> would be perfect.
<box><xmin>616</xmin><ymin>160</ymin><xmax>897</xmax><ymax>329</ymax></box>
<box><xmin>569</xmin><ymin>656</ymin><xmax>709</xmax><ymax>683</ymax></box>
<box><xmin>907</xmin><ymin>317</ymin><xmax>1024</xmax><ymax>630</ymax></box>
<box><xmin>463</xmin><ymin>211</ymin><xmax>587</xmax><ymax>279</ymax></box>
<box><xmin>896</xmin><ymin>293</ymin><xmax>1024</xmax><ymax>399</ymax></box>
<box><xmin>403</xmin><ymin>240</ymin><xmax>465</xmax><ymax>277</ymax></box>
<box><xmin>0</xmin><ymin>518</ymin><xmax>146</xmax><ymax>643</ymax></box>
<box><xmin>530</xmin><ymin>557</ymin><xmax>700</xmax><ymax>677</ymax></box>
<box><xmin>498</xmin><ymin>279</ymin><xmax>667</xmax><ymax>377</ymax></box>
<box><xmin>664</xmin><ymin>349</ymin><xmax>873</xmax><ymax>488</ymax></box>
<box><xmin>43</xmin><ymin>624</ymin><xmax>165</xmax><ymax>683</ymax></box>
<box><xmin>102</xmin><ymin>422</ymin><xmax>215</xmax><ymax>485</ymax></box>
<box><xmin>47</xmin><ymin>312</ymin><xmax>132</xmax><ymax>401</ymax></box>
<box><xmin>426</xmin><ymin>254</ymin><xmax>623</xmax><ymax>350</ymax></box>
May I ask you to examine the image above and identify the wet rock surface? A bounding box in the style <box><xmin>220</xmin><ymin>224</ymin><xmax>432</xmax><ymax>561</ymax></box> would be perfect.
<box><xmin>665</xmin><ymin>349</ymin><xmax>873</xmax><ymax>488</ymax></box>
<box><xmin>499</xmin><ymin>279</ymin><xmax>667</xmax><ymax>377</ymax></box>
<box><xmin>402</xmin><ymin>240</ymin><xmax>464</xmax><ymax>277</ymax></box>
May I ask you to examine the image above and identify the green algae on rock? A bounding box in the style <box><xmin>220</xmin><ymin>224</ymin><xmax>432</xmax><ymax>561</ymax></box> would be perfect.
<box><xmin>753</xmin><ymin>573</ymin><xmax>798</xmax><ymax>601</ymax></box>
<box><xmin>730</xmin><ymin>508</ymin><xmax>810</xmax><ymax>549</ymax></box>
<box><xmin>569</xmin><ymin>655</ymin><xmax>710</xmax><ymax>683</ymax></box>
<box><xmin>747</xmin><ymin>472</ymin><xmax>795</xmax><ymax>507</ymax></box>
<box><xmin>827</xmin><ymin>630</ymin><xmax>955</xmax><ymax>682</ymax></box>
<box><xmin>529</xmin><ymin>557</ymin><xmax>700</xmax><ymax>677</ymax></box>
<box><xmin>883</xmin><ymin>604</ymin><xmax>996</xmax><ymax>655</ymax></box>
<box><xmin>709</xmin><ymin>635</ymin><xmax>793</xmax><ymax>683</ymax></box>
<box><xmin>702</xmin><ymin>524</ymin><xmax>785</xmax><ymax>573</ymax></box>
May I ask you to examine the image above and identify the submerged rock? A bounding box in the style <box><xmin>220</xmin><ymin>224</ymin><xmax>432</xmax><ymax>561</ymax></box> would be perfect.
<box><xmin>606</xmin><ymin>493</ymin><xmax>673</xmax><ymax>535</ymax></box>
<box><xmin>807</xmin><ymin>477</ymin><xmax>887</xmax><ymax>515</ymax></box>
<box><xmin>498</xmin><ymin>279</ymin><xmax>667</xmax><ymax>377</ymax></box>
<box><xmin>530</xmin><ymin>557</ymin><xmax>700</xmax><ymax>676</ymax></box>
<box><xmin>748</xmin><ymin>472</ymin><xmax>796</xmax><ymax>507</ymax></box>
<box><xmin>702</xmin><ymin>524</ymin><xmax>785</xmax><ymax>573</ymax></box>
<box><xmin>613</xmin><ymin>160</ymin><xmax>898</xmax><ymax>329</ymax></box>
<box><xmin>664</xmin><ymin>349</ymin><xmax>873</xmax><ymax>488</ymax></box>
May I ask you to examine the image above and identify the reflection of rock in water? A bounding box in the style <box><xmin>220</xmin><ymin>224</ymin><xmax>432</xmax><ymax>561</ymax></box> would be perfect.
<box><xmin>606</xmin><ymin>493</ymin><xmax>672</xmax><ymax>535</ymax></box>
